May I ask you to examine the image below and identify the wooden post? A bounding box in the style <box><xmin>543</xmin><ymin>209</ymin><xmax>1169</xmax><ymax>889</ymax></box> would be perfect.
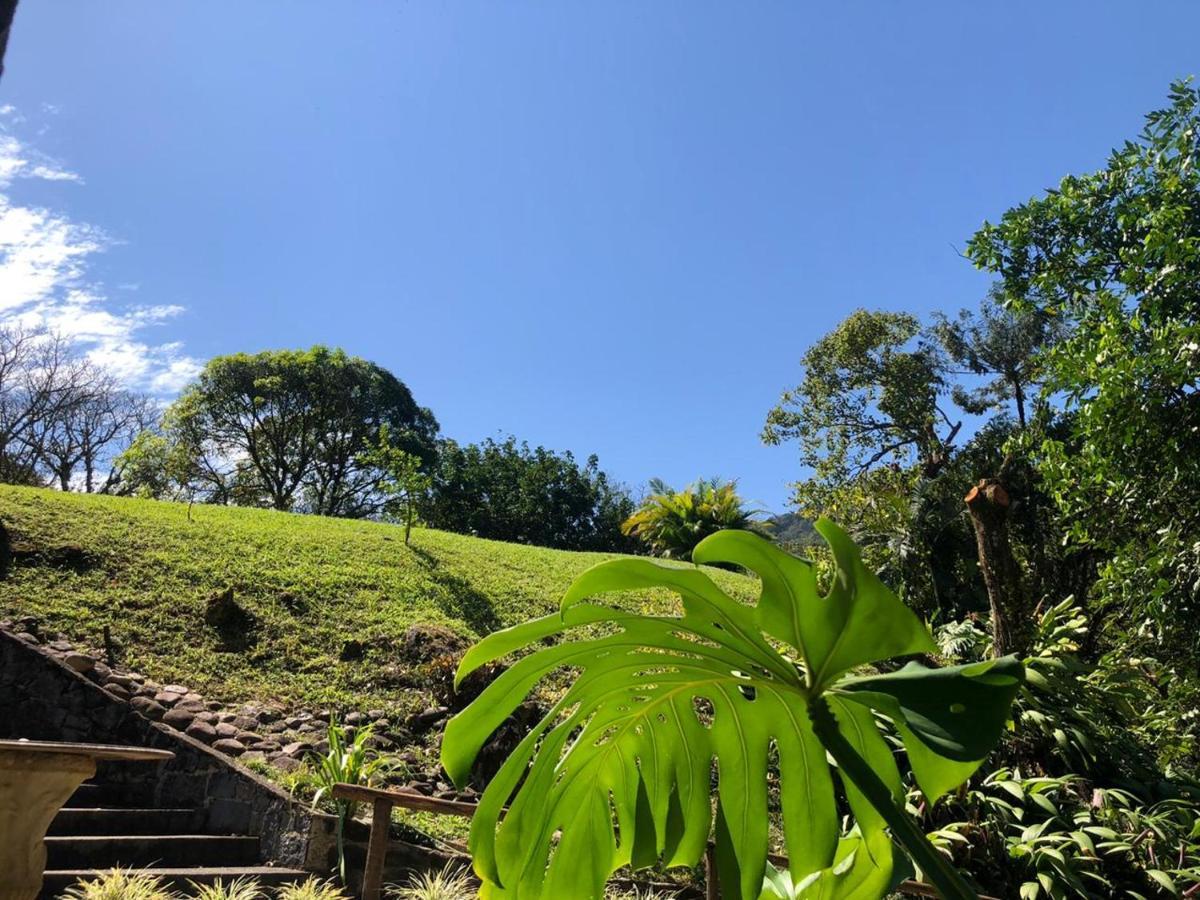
<box><xmin>361</xmin><ymin>796</ymin><xmax>394</xmax><ymax>900</ymax></box>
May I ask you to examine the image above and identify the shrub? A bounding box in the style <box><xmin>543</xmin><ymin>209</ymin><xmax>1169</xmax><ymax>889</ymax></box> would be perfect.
<box><xmin>277</xmin><ymin>878</ymin><xmax>351</xmax><ymax>900</ymax></box>
<box><xmin>621</xmin><ymin>478</ymin><xmax>764</xmax><ymax>560</ymax></box>
<box><xmin>386</xmin><ymin>864</ymin><xmax>477</xmax><ymax>900</ymax></box>
<box><xmin>187</xmin><ymin>878</ymin><xmax>267</xmax><ymax>900</ymax></box>
<box><xmin>61</xmin><ymin>869</ymin><xmax>177</xmax><ymax>900</ymax></box>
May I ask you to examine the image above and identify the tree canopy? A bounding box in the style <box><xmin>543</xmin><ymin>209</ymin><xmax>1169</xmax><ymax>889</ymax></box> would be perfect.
<box><xmin>421</xmin><ymin>436</ymin><xmax>635</xmax><ymax>552</ymax></box>
<box><xmin>142</xmin><ymin>346</ymin><xmax>438</xmax><ymax>515</ymax></box>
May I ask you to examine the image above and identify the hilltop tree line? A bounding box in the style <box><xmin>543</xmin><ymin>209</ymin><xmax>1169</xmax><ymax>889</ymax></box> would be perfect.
<box><xmin>0</xmin><ymin>339</ymin><xmax>648</xmax><ymax>551</ymax></box>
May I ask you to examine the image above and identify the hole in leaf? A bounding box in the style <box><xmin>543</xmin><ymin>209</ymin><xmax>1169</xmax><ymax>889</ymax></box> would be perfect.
<box><xmin>738</xmin><ymin>684</ymin><xmax>757</xmax><ymax>702</ymax></box>
<box><xmin>692</xmin><ymin>696</ymin><xmax>715</xmax><ymax>728</ymax></box>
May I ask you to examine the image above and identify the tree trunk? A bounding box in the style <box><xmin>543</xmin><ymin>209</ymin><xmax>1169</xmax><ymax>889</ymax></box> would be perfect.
<box><xmin>964</xmin><ymin>478</ymin><xmax>1034</xmax><ymax>658</ymax></box>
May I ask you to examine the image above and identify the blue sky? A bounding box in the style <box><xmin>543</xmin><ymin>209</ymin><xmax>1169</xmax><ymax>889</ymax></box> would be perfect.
<box><xmin>1</xmin><ymin>3</ymin><xmax>1197</xmax><ymax>512</ymax></box>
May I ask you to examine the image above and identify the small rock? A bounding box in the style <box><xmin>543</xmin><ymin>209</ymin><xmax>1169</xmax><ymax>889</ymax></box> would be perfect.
<box><xmin>270</xmin><ymin>754</ymin><xmax>302</xmax><ymax>773</ymax></box>
<box><xmin>125</xmin><ymin>671</ymin><xmax>146</xmax><ymax>684</ymax></box>
<box><xmin>194</xmin><ymin>711</ymin><xmax>219</xmax><ymax>725</ymax></box>
<box><xmin>130</xmin><ymin>697</ymin><xmax>166</xmax><ymax>721</ymax></box>
<box><xmin>62</xmin><ymin>652</ymin><xmax>95</xmax><ymax>673</ymax></box>
<box><xmin>255</xmin><ymin>708</ymin><xmax>281</xmax><ymax>725</ymax></box>
<box><xmin>313</xmin><ymin>709</ymin><xmax>332</xmax><ymax>723</ymax></box>
<box><xmin>230</xmin><ymin>715</ymin><xmax>258</xmax><ymax>731</ymax></box>
<box><xmin>162</xmin><ymin>708</ymin><xmax>196</xmax><ymax>730</ymax></box>
<box><xmin>185</xmin><ymin>720</ymin><xmax>218</xmax><ymax>744</ymax></box>
<box><xmin>206</xmin><ymin>701</ymin><xmax>223</xmax><ymax>711</ymax></box>
<box><xmin>282</xmin><ymin>741</ymin><xmax>312</xmax><ymax>758</ymax></box>
<box><xmin>215</xmin><ymin>723</ymin><xmax>239</xmax><ymax>740</ymax></box>
<box><xmin>14</xmin><ymin>632</ymin><xmax>40</xmax><ymax>646</ymax></box>
<box><xmin>173</xmin><ymin>699</ymin><xmax>208</xmax><ymax>714</ymax></box>
<box><xmin>249</xmin><ymin>740</ymin><xmax>282</xmax><ymax>754</ymax></box>
<box><xmin>162</xmin><ymin>684</ymin><xmax>190</xmax><ymax>695</ymax></box>
<box><xmin>297</xmin><ymin>723</ymin><xmax>320</xmax><ymax>734</ymax></box>
<box><xmin>366</xmin><ymin>734</ymin><xmax>396</xmax><ymax>752</ymax></box>
<box><xmin>344</xmin><ymin>711</ymin><xmax>367</xmax><ymax>726</ymax></box>
<box><xmin>366</xmin><ymin>709</ymin><xmax>387</xmax><ymax>720</ymax></box>
<box><xmin>241</xmin><ymin>750</ymin><xmax>267</xmax><ymax>765</ymax></box>
<box><xmin>213</xmin><ymin>738</ymin><xmax>246</xmax><ymax>756</ymax></box>
<box><xmin>106</xmin><ymin>673</ymin><xmax>136</xmax><ymax>690</ymax></box>
<box><xmin>235</xmin><ymin>731</ymin><xmax>263</xmax><ymax>745</ymax></box>
<box><xmin>154</xmin><ymin>691</ymin><xmax>184</xmax><ymax>707</ymax></box>
<box><xmin>90</xmin><ymin>662</ymin><xmax>111</xmax><ymax>682</ymax></box>
<box><xmin>104</xmin><ymin>683</ymin><xmax>132</xmax><ymax>701</ymax></box>
<box><xmin>406</xmin><ymin>706</ymin><xmax>449</xmax><ymax>731</ymax></box>
<box><xmin>48</xmin><ymin>640</ymin><xmax>75</xmax><ymax>653</ymax></box>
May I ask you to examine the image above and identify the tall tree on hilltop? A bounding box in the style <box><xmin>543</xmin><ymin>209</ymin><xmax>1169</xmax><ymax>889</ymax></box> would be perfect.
<box><xmin>154</xmin><ymin>346</ymin><xmax>437</xmax><ymax>513</ymax></box>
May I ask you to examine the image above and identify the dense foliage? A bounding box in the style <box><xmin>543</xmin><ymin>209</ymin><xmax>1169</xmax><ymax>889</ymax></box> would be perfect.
<box><xmin>621</xmin><ymin>477</ymin><xmax>763</xmax><ymax>560</ymax></box>
<box><xmin>421</xmin><ymin>436</ymin><xmax>635</xmax><ymax>552</ymax></box>
<box><xmin>967</xmin><ymin>78</ymin><xmax>1200</xmax><ymax>670</ymax></box>
<box><xmin>117</xmin><ymin>346</ymin><xmax>439</xmax><ymax>516</ymax></box>
<box><xmin>758</xmin><ymin>80</ymin><xmax>1200</xmax><ymax>898</ymax></box>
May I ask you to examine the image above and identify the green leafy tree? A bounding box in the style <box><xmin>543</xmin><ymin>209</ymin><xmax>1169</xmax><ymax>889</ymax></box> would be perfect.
<box><xmin>764</xmin><ymin>309</ymin><xmax>960</xmax><ymax>511</ymax></box>
<box><xmin>160</xmin><ymin>347</ymin><xmax>437</xmax><ymax>515</ymax></box>
<box><xmin>966</xmin><ymin>79</ymin><xmax>1200</xmax><ymax>665</ymax></box>
<box><xmin>930</xmin><ymin>288</ymin><xmax>1064</xmax><ymax>427</ymax></box>
<box><xmin>621</xmin><ymin>477</ymin><xmax>763</xmax><ymax>560</ymax></box>
<box><xmin>359</xmin><ymin>424</ymin><xmax>431</xmax><ymax>544</ymax></box>
<box><xmin>443</xmin><ymin>522</ymin><xmax>1024</xmax><ymax>899</ymax></box>
<box><xmin>422</xmin><ymin>436</ymin><xmax>635</xmax><ymax>552</ymax></box>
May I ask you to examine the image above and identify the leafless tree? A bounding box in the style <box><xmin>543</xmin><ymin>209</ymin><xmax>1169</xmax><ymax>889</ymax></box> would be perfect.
<box><xmin>0</xmin><ymin>324</ymin><xmax>153</xmax><ymax>491</ymax></box>
<box><xmin>0</xmin><ymin>325</ymin><xmax>90</xmax><ymax>484</ymax></box>
<box><xmin>33</xmin><ymin>368</ymin><xmax>156</xmax><ymax>491</ymax></box>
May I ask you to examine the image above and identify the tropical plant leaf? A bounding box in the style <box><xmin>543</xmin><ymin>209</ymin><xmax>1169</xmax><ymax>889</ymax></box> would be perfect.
<box><xmin>442</xmin><ymin>519</ymin><xmax>1024</xmax><ymax>899</ymax></box>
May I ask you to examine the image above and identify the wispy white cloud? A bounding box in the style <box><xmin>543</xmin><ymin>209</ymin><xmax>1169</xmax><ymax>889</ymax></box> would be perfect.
<box><xmin>0</xmin><ymin>108</ymin><xmax>200</xmax><ymax>397</ymax></box>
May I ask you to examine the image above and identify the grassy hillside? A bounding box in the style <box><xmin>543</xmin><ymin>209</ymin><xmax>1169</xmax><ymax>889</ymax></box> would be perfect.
<box><xmin>0</xmin><ymin>485</ymin><xmax>754</xmax><ymax>716</ymax></box>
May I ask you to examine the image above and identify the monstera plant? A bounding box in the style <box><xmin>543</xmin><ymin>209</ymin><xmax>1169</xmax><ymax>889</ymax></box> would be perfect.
<box><xmin>443</xmin><ymin>521</ymin><xmax>1023</xmax><ymax>899</ymax></box>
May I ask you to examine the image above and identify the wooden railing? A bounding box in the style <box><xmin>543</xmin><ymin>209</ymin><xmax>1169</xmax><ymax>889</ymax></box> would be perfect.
<box><xmin>331</xmin><ymin>782</ymin><xmax>997</xmax><ymax>900</ymax></box>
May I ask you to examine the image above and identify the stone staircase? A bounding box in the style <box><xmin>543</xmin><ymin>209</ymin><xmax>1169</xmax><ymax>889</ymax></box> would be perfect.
<box><xmin>39</xmin><ymin>777</ymin><xmax>311</xmax><ymax>897</ymax></box>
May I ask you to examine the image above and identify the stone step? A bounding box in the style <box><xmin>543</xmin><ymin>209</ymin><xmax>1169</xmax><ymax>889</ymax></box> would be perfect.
<box><xmin>49</xmin><ymin>807</ymin><xmax>202</xmax><ymax>836</ymax></box>
<box><xmin>39</xmin><ymin>867</ymin><xmax>314</xmax><ymax>897</ymax></box>
<box><xmin>44</xmin><ymin>834</ymin><xmax>261</xmax><ymax>869</ymax></box>
<box><xmin>66</xmin><ymin>781</ymin><xmax>154</xmax><ymax>808</ymax></box>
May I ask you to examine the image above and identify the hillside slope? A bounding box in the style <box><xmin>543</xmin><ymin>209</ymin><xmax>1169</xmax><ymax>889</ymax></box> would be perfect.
<box><xmin>0</xmin><ymin>485</ymin><xmax>754</xmax><ymax>716</ymax></box>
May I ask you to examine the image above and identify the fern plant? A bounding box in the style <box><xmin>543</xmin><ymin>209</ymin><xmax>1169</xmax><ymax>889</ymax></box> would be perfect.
<box><xmin>443</xmin><ymin>520</ymin><xmax>1024</xmax><ymax>899</ymax></box>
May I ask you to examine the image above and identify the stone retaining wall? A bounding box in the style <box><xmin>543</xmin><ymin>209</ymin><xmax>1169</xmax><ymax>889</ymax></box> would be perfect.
<box><xmin>0</xmin><ymin>627</ymin><xmax>336</xmax><ymax>869</ymax></box>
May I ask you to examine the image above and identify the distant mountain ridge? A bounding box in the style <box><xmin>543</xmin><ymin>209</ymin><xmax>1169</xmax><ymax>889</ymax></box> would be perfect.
<box><xmin>766</xmin><ymin>511</ymin><xmax>818</xmax><ymax>546</ymax></box>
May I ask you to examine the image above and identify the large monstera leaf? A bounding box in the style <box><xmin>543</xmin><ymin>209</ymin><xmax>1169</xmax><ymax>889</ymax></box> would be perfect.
<box><xmin>442</xmin><ymin>520</ymin><xmax>1023</xmax><ymax>899</ymax></box>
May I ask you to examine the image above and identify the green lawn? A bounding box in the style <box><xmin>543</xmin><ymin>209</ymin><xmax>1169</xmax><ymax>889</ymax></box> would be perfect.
<box><xmin>0</xmin><ymin>485</ymin><xmax>754</xmax><ymax>716</ymax></box>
